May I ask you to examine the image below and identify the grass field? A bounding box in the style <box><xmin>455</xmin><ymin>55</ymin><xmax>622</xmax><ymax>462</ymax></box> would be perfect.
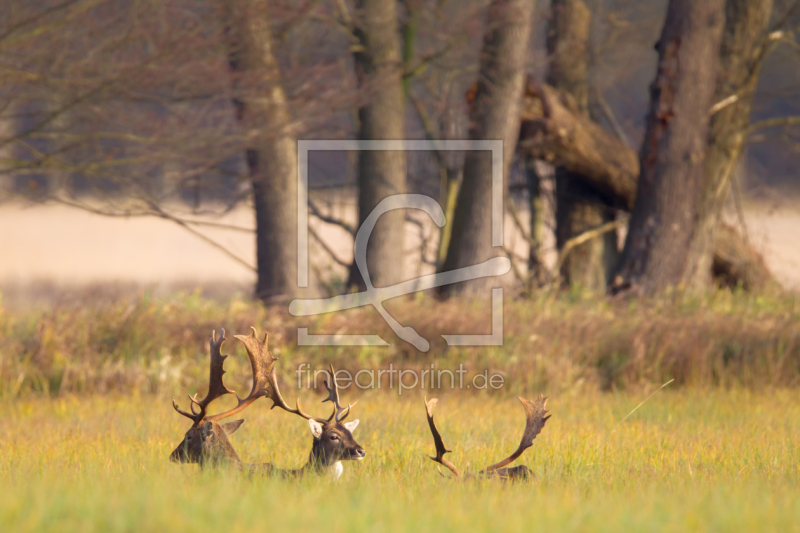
<box><xmin>1</xmin><ymin>291</ymin><xmax>799</xmax><ymax>531</ymax></box>
<box><xmin>2</xmin><ymin>389</ymin><xmax>799</xmax><ymax>532</ymax></box>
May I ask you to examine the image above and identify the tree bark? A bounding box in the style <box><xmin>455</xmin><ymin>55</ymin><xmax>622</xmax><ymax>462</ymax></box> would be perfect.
<box><xmin>613</xmin><ymin>0</ymin><xmax>726</xmax><ymax>295</ymax></box>
<box><xmin>519</xmin><ymin>80</ymin><xmax>773</xmax><ymax>291</ymax></box>
<box><xmin>222</xmin><ymin>0</ymin><xmax>298</xmax><ymax>301</ymax></box>
<box><xmin>524</xmin><ymin>157</ymin><xmax>546</xmax><ymax>286</ymax></box>
<box><xmin>349</xmin><ymin>0</ymin><xmax>407</xmax><ymax>289</ymax></box>
<box><xmin>547</xmin><ymin>0</ymin><xmax>617</xmax><ymax>291</ymax></box>
<box><xmin>683</xmin><ymin>0</ymin><xmax>773</xmax><ymax>288</ymax></box>
<box><xmin>439</xmin><ymin>0</ymin><xmax>536</xmax><ymax>297</ymax></box>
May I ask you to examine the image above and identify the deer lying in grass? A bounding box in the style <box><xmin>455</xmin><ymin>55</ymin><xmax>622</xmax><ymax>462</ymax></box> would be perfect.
<box><xmin>235</xmin><ymin>328</ymin><xmax>365</xmax><ymax>479</ymax></box>
<box><xmin>169</xmin><ymin>328</ymin><xmax>268</xmax><ymax>465</ymax></box>
<box><xmin>423</xmin><ymin>394</ymin><xmax>550</xmax><ymax>480</ymax></box>
<box><xmin>170</xmin><ymin>328</ymin><xmax>365</xmax><ymax>480</ymax></box>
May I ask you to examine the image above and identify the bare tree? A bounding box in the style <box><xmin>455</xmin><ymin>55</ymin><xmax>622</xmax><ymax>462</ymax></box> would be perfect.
<box><xmin>439</xmin><ymin>0</ymin><xmax>536</xmax><ymax>297</ymax></box>
<box><xmin>348</xmin><ymin>0</ymin><xmax>407</xmax><ymax>289</ymax></box>
<box><xmin>613</xmin><ymin>0</ymin><xmax>726</xmax><ymax>295</ymax></box>
<box><xmin>683</xmin><ymin>0</ymin><xmax>774</xmax><ymax>287</ymax></box>
<box><xmin>221</xmin><ymin>0</ymin><xmax>298</xmax><ymax>301</ymax></box>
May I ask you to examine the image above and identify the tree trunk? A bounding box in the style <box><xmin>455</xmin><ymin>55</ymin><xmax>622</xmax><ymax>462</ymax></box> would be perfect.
<box><xmin>349</xmin><ymin>0</ymin><xmax>407</xmax><ymax>289</ymax></box>
<box><xmin>524</xmin><ymin>158</ymin><xmax>547</xmax><ymax>287</ymax></box>
<box><xmin>519</xmin><ymin>78</ymin><xmax>773</xmax><ymax>289</ymax></box>
<box><xmin>518</xmin><ymin>81</ymin><xmax>773</xmax><ymax>290</ymax></box>
<box><xmin>548</xmin><ymin>0</ymin><xmax>617</xmax><ymax>291</ymax></box>
<box><xmin>613</xmin><ymin>0</ymin><xmax>726</xmax><ymax>295</ymax></box>
<box><xmin>683</xmin><ymin>0</ymin><xmax>773</xmax><ymax>288</ymax></box>
<box><xmin>436</xmin><ymin>106</ymin><xmax>464</xmax><ymax>270</ymax></box>
<box><xmin>438</xmin><ymin>0</ymin><xmax>536</xmax><ymax>297</ymax></box>
<box><xmin>222</xmin><ymin>0</ymin><xmax>298</xmax><ymax>301</ymax></box>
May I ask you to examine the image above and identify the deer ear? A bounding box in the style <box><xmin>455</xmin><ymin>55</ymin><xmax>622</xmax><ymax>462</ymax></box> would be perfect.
<box><xmin>221</xmin><ymin>419</ymin><xmax>245</xmax><ymax>435</ymax></box>
<box><xmin>343</xmin><ymin>419</ymin><xmax>359</xmax><ymax>432</ymax></box>
<box><xmin>308</xmin><ymin>419</ymin><xmax>324</xmax><ymax>438</ymax></box>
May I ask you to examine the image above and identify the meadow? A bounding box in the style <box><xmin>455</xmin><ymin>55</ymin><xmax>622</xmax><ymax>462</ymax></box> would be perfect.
<box><xmin>2</xmin><ymin>390</ymin><xmax>799</xmax><ymax>532</ymax></box>
<box><xmin>1</xmin><ymin>290</ymin><xmax>800</xmax><ymax>532</ymax></box>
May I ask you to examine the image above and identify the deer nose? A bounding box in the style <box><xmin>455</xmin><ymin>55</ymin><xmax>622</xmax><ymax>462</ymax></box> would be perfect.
<box><xmin>355</xmin><ymin>447</ymin><xmax>366</xmax><ymax>458</ymax></box>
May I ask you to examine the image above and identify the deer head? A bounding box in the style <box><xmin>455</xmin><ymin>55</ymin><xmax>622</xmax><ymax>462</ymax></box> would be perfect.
<box><xmin>304</xmin><ymin>375</ymin><xmax>365</xmax><ymax>469</ymax></box>
<box><xmin>424</xmin><ymin>394</ymin><xmax>551</xmax><ymax>480</ymax></box>
<box><xmin>169</xmin><ymin>328</ymin><xmax>273</xmax><ymax>465</ymax></box>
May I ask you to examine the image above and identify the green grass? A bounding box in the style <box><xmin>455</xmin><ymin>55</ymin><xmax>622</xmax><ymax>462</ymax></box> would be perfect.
<box><xmin>2</xmin><ymin>390</ymin><xmax>799</xmax><ymax>532</ymax></box>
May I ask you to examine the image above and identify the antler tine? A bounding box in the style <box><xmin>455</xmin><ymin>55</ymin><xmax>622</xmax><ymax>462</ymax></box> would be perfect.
<box><xmin>424</xmin><ymin>397</ymin><xmax>460</xmax><ymax>477</ymax></box>
<box><xmin>172</xmin><ymin>398</ymin><xmax>197</xmax><ymax>421</ymax></box>
<box><xmin>172</xmin><ymin>329</ymin><xmax>234</xmax><ymax>426</ymax></box>
<box><xmin>483</xmin><ymin>393</ymin><xmax>551</xmax><ymax>473</ymax></box>
<box><xmin>323</xmin><ymin>365</ymin><xmax>354</xmax><ymax>422</ymax></box>
<box><xmin>266</xmin><ymin>366</ymin><xmax>329</xmax><ymax>423</ymax></box>
<box><xmin>206</xmin><ymin>327</ymin><xmax>274</xmax><ymax>423</ymax></box>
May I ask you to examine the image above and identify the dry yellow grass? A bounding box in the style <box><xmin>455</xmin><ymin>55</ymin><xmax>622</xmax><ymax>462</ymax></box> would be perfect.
<box><xmin>1</xmin><ymin>390</ymin><xmax>798</xmax><ymax>532</ymax></box>
<box><xmin>1</xmin><ymin>290</ymin><xmax>798</xmax><ymax>531</ymax></box>
<box><xmin>1</xmin><ymin>290</ymin><xmax>798</xmax><ymax>397</ymax></box>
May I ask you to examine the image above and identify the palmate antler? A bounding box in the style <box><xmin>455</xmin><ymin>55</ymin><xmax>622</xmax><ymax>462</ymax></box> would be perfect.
<box><xmin>236</xmin><ymin>332</ymin><xmax>356</xmax><ymax>424</ymax></box>
<box><xmin>172</xmin><ymin>327</ymin><xmax>274</xmax><ymax>427</ymax></box>
<box><xmin>482</xmin><ymin>394</ymin><xmax>551</xmax><ymax>474</ymax></box>
<box><xmin>424</xmin><ymin>394</ymin><xmax>551</xmax><ymax>479</ymax></box>
<box><xmin>172</xmin><ymin>329</ymin><xmax>235</xmax><ymax>427</ymax></box>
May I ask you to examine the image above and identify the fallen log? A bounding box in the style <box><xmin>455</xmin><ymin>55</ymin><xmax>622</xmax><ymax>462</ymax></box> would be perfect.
<box><xmin>517</xmin><ymin>81</ymin><xmax>774</xmax><ymax>290</ymax></box>
<box><xmin>519</xmin><ymin>83</ymin><xmax>638</xmax><ymax>210</ymax></box>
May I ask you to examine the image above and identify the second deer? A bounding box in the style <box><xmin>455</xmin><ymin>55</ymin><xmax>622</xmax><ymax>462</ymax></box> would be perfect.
<box><xmin>423</xmin><ymin>394</ymin><xmax>551</xmax><ymax>481</ymax></box>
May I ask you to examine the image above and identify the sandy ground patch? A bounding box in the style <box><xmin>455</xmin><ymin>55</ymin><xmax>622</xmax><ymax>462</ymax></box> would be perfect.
<box><xmin>0</xmin><ymin>198</ymin><xmax>797</xmax><ymax>303</ymax></box>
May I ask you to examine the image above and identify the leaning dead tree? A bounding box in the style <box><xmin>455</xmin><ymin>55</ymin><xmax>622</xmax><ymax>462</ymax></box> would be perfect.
<box><xmin>518</xmin><ymin>83</ymin><xmax>771</xmax><ymax>291</ymax></box>
<box><xmin>518</xmin><ymin>0</ymin><xmax>793</xmax><ymax>293</ymax></box>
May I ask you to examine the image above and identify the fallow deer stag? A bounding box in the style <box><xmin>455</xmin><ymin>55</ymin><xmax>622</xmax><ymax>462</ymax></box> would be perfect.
<box><xmin>169</xmin><ymin>328</ymin><xmax>271</xmax><ymax>465</ymax></box>
<box><xmin>423</xmin><ymin>394</ymin><xmax>551</xmax><ymax>481</ymax></box>
<box><xmin>233</xmin><ymin>328</ymin><xmax>365</xmax><ymax>480</ymax></box>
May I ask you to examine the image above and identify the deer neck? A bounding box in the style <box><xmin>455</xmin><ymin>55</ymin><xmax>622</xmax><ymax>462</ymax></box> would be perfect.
<box><xmin>201</xmin><ymin>436</ymin><xmax>242</xmax><ymax>468</ymax></box>
<box><xmin>305</xmin><ymin>439</ymin><xmax>344</xmax><ymax>480</ymax></box>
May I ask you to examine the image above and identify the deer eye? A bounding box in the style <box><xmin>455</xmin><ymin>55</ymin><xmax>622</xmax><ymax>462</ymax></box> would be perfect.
<box><xmin>329</xmin><ymin>434</ymin><xmax>339</xmax><ymax>441</ymax></box>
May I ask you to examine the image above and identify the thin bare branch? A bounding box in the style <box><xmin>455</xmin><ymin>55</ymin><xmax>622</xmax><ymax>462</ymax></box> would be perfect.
<box><xmin>48</xmin><ymin>196</ymin><xmax>256</xmax><ymax>273</ymax></box>
<box><xmin>744</xmin><ymin>116</ymin><xmax>800</xmax><ymax>136</ymax></box>
<box><xmin>592</xmin><ymin>86</ymin><xmax>632</xmax><ymax>146</ymax></box>
<box><xmin>309</xmin><ymin>226</ymin><xmax>350</xmax><ymax>268</ymax></box>
<box><xmin>553</xmin><ymin>219</ymin><xmax>625</xmax><ymax>277</ymax></box>
<box><xmin>308</xmin><ymin>199</ymin><xmax>355</xmax><ymax>235</ymax></box>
